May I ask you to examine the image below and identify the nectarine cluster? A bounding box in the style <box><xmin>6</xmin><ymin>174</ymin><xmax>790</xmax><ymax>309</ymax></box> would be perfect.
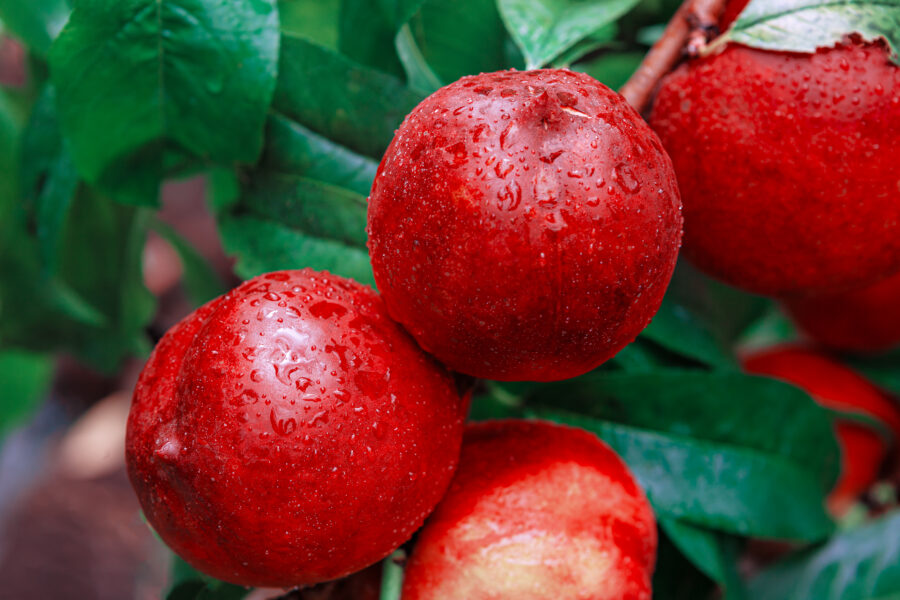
<box><xmin>127</xmin><ymin>69</ymin><xmax>668</xmax><ymax>593</ymax></box>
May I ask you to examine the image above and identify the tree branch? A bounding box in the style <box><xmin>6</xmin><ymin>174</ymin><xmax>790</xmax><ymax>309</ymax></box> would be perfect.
<box><xmin>619</xmin><ymin>0</ymin><xmax>727</xmax><ymax>114</ymax></box>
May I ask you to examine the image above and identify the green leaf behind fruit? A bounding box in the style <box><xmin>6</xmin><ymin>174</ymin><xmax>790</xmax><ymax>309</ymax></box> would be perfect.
<box><xmin>748</xmin><ymin>509</ymin><xmax>900</xmax><ymax>599</ymax></box>
<box><xmin>712</xmin><ymin>0</ymin><xmax>900</xmax><ymax>63</ymax></box>
<box><xmin>498</xmin><ymin>0</ymin><xmax>642</xmax><ymax>68</ymax></box>
<box><xmin>49</xmin><ymin>0</ymin><xmax>280</xmax><ymax>205</ymax></box>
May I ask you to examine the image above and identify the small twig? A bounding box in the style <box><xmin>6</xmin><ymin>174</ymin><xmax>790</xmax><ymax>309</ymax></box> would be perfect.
<box><xmin>619</xmin><ymin>0</ymin><xmax>727</xmax><ymax>114</ymax></box>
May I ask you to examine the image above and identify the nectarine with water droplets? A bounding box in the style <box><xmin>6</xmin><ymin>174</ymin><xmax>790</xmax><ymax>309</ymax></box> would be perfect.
<box><xmin>650</xmin><ymin>39</ymin><xmax>900</xmax><ymax>297</ymax></box>
<box><xmin>401</xmin><ymin>420</ymin><xmax>657</xmax><ymax>600</ymax></box>
<box><xmin>126</xmin><ymin>269</ymin><xmax>465</xmax><ymax>587</ymax></box>
<box><xmin>367</xmin><ymin>69</ymin><xmax>683</xmax><ymax>382</ymax></box>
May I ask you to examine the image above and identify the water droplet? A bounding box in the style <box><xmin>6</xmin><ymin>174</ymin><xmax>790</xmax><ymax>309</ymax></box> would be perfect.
<box><xmin>614</xmin><ymin>163</ymin><xmax>641</xmax><ymax>193</ymax></box>
<box><xmin>499</xmin><ymin>122</ymin><xmax>517</xmax><ymax>151</ymax></box>
<box><xmin>270</xmin><ymin>409</ymin><xmax>297</xmax><ymax>436</ymax></box>
<box><xmin>539</xmin><ymin>150</ymin><xmax>564</xmax><ymax>164</ymax></box>
<box><xmin>496</xmin><ymin>181</ymin><xmax>522</xmax><ymax>211</ymax></box>
<box><xmin>494</xmin><ymin>159</ymin><xmax>514</xmax><ymax>178</ymax></box>
<box><xmin>309</xmin><ymin>301</ymin><xmax>347</xmax><ymax>319</ymax></box>
<box><xmin>232</xmin><ymin>389</ymin><xmax>259</xmax><ymax>407</ymax></box>
<box><xmin>445</xmin><ymin>141</ymin><xmax>467</xmax><ymax>167</ymax></box>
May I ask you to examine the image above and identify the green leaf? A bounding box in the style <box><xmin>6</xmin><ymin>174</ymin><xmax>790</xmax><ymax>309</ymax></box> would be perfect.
<box><xmin>0</xmin><ymin>191</ymin><xmax>155</xmax><ymax>372</ymax></box>
<box><xmin>20</xmin><ymin>85</ymin><xmax>80</xmax><ymax>273</ymax></box>
<box><xmin>534</xmin><ymin>409</ymin><xmax>834</xmax><ymax>541</ymax></box>
<box><xmin>498</xmin><ymin>0</ymin><xmax>642</xmax><ymax>68</ymax></box>
<box><xmin>748</xmin><ymin>510</ymin><xmax>900</xmax><ymax>600</ymax></box>
<box><xmin>712</xmin><ymin>0</ymin><xmax>900</xmax><ymax>63</ymax></box>
<box><xmin>49</xmin><ymin>0</ymin><xmax>280</xmax><ymax>205</ymax></box>
<box><xmin>338</xmin><ymin>0</ymin><xmax>424</xmax><ymax>76</ymax></box>
<box><xmin>151</xmin><ymin>220</ymin><xmax>226</xmax><ymax>306</ymax></box>
<box><xmin>738</xmin><ymin>305</ymin><xmax>799</xmax><ymax>352</ymax></box>
<box><xmin>0</xmin><ymin>0</ymin><xmax>71</xmax><ymax>56</ymax></box>
<box><xmin>395</xmin><ymin>23</ymin><xmax>442</xmax><ymax>95</ymax></box>
<box><xmin>573</xmin><ymin>50</ymin><xmax>644</xmax><ymax>90</ymax></box>
<box><xmin>218</xmin><ymin>215</ymin><xmax>375</xmax><ymax>287</ymax></box>
<box><xmin>0</xmin><ymin>350</ymin><xmax>53</xmax><ymax>441</ymax></box>
<box><xmin>640</xmin><ymin>262</ymin><xmax>771</xmax><ymax>368</ymax></box>
<box><xmin>526</xmin><ymin>369</ymin><xmax>839</xmax><ymax>540</ymax></box>
<box><xmin>242</xmin><ymin>172</ymin><xmax>368</xmax><ymax>248</ymax></box>
<box><xmin>845</xmin><ymin>349</ymin><xmax>900</xmax><ymax>398</ymax></box>
<box><xmin>242</xmin><ymin>173</ymin><xmax>368</xmax><ymax>248</ymax></box>
<box><xmin>206</xmin><ymin>166</ymin><xmax>240</xmax><ymax>214</ymax></box>
<box><xmin>642</xmin><ymin>299</ymin><xmax>736</xmax><ymax>368</ymax></box>
<box><xmin>274</xmin><ymin>35</ymin><xmax>422</xmax><ymax>159</ymax></box>
<box><xmin>404</xmin><ymin>0</ymin><xmax>509</xmax><ymax>83</ymax></box>
<box><xmin>278</xmin><ymin>0</ymin><xmax>339</xmax><ymax>48</ymax></box>
<box><xmin>653</xmin><ymin>525</ymin><xmax>717</xmax><ymax>600</ymax></box>
<box><xmin>166</xmin><ymin>556</ymin><xmax>248</xmax><ymax>600</ymax></box>
<box><xmin>660</xmin><ymin>517</ymin><xmax>748</xmax><ymax>598</ymax></box>
<box><xmin>550</xmin><ymin>22</ymin><xmax>617</xmax><ymax>67</ymax></box>
<box><xmin>262</xmin><ymin>112</ymin><xmax>378</xmax><ymax>197</ymax></box>
<box><xmin>0</xmin><ymin>91</ymin><xmax>22</xmax><ymax>220</ymax></box>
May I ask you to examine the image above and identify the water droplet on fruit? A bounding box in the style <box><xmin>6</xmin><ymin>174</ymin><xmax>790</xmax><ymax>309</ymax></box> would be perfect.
<box><xmin>494</xmin><ymin>159</ymin><xmax>514</xmax><ymax>178</ymax></box>
<box><xmin>270</xmin><ymin>409</ymin><xmax>297</xmax><ymax>436</ymax></box>
<box><xmin>614</xmin><ymin>163</ymin><xmax>641</xmax><ymax>193</ymax></box>
<box><xmin>232</xmin><ymin>389</ymin><xmax>259</xmax><ymax>407</ymax></box>
<box><xmin>496</xmin><ymin>181</ymin><xmax>522</xmax><ymax>211</ymax></box>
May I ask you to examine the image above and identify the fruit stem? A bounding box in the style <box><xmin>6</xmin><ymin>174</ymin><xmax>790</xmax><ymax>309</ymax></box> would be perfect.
<box><xmin>619</xmin><ymin>0</ymin><xmax>726</xmax><ymax>114</ymax></box>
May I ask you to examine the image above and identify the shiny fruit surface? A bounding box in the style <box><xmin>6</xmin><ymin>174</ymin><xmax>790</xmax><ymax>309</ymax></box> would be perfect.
<box><xmin>126</xmin><ymin>269</ymin><xmax>465</xmax><ymax>587</ymax></box>
<box><xmin>402</xmin><ymin>420</ymin><xmax>658</xmax><ymax>600</ymax></box>
<box><xmin>368</xmin><ymin>69</ymin><xmax>683</xmax><ymax>381</ymax></box>
<box><xmin>651</xmin><ymin>40</ymin><xmax>900</xmax><ymax>297</ymax></box>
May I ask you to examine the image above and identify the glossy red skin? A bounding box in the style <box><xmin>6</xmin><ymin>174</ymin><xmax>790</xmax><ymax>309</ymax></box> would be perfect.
<box><xmin>743</xmin><ymin>347</ymin><xmax>900</xmax><ymax>514</ymax></box>
<box><xmin>368</xmin><ymin>69</ymin><xmax>683</xmax><ymax>382</ymax></box>
<box><xmin>650</xmin><ymin>40</ymin><xmax>900</xmax><ymax>297</ymax></box>
<box><xmin>125</xmin><ymin>269</ymin><xmax>465</xmax><ymax>587</ymax></box>
<box><xmin>402</xmin><ymin>420</ymin><xmax>658</xmax><ymax>600</ymax></box>
<box><xmin>784</xmin><ymin>270</ymin><xmax>900</xmax><ymax>352</ymax></box>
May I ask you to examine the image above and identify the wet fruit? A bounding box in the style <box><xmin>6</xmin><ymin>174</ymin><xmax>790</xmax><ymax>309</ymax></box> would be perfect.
<box><xmin>125</xmin><ymin>269</ymin><xmax>465</xmax><ymax>587</ymax></box>
<box><xmin>402</xmin><ymin>420</ymin><xmax>657</xmax><ymax>600</ymax></box>
<box><xmin>368</xmin><ymin>69</ymin><xmax>682</xmax><ymax>382</ymax></box>
<box><xmin>744</xmin><ymin>347</ymin><xmax>900</xmax><ymax>514</ymax></box>
<box><xmin>650</xmin><ymin>38</ymin><xmax>900</xmax><ymax>297</ymax></box>
<box><xmin>784</xmin><ymin>270</ymin><xmax>900</xmax><ymax>353</ymax></box>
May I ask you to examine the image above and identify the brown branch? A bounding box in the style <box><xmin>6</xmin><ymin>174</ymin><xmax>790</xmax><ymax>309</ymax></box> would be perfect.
<box><xmin>619</xmin><ymin>0</ymin><xmax>727</xmax><ymax>114</ymax></box>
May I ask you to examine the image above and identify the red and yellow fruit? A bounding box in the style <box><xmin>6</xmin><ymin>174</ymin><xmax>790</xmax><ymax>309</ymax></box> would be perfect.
<box><xmin>368</xmin><ymin>69</ymin><xmax>682</xmax><ymax>382</ymax></box>
<box><xmin>126</xmin><ymin>269</ymin><xmax>465</xmax><ymax>587</ymax></box>
<box><xmin>402</xmin><ymin>420</ymin><xmax>657</xmax><ymax>600</ymax></box>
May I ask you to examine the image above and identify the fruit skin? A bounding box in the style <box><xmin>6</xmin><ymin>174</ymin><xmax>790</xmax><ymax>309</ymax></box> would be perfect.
<box><xmin>125</xmin><ymin>269</ymin><xmax>465</xmax><ymax>587</ymax></box>
<box><xmin>401</xmin><ymin>420</ymin><xmax>658</xmax><ymax>600</ymax></box>
<box><xmin>743</xmin><ymin>346</ymin><xmax>900</xmax><ymax>514</ymax></box>
<box><xmin>784</xmin><ymin>270</ymin><xmax>900</xmax><ymax>353</ymax></box>
<box><xmin>368</xmin><ymin>69</ymin><xmax>682</xmax><ymax>382</ymax></box>
<box><xmin>650</xmin><ymin>39</ymin><xmax>900</xmax><ymax>297</ymax></box>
